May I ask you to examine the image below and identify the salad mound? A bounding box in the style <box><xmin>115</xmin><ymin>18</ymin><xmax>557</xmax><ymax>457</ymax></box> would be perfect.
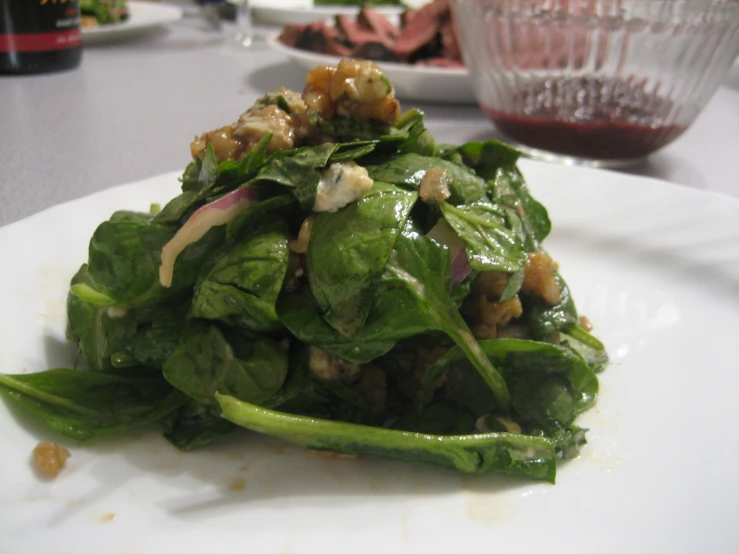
<box><xmin>0</xmin><ymin>60</ymin><xmax>607</xmax><ymax>483</ymax></box>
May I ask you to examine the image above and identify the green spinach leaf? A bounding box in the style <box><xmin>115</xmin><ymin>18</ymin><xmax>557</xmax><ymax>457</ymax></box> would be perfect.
<box><xmin>522</xmin><ymin>271</ymin><xmax>578</xmax><ymax>339</ymax></box>
<box><xmin>453</xmin><ymin>140</ymin><xmax>521</xmax><ymax>179</ymax></box>
<box><xmin>440</xmin><ymin>201</ymin><xmax>526</xmax><ymax>273</ymax></box>
<box><xmin>307</xmin><ymin>181</ymin><xmax>417</xmax><ymax>337</ymax></box>
<box><xmin>112</xmin><ymin>299</ymin><xmax>189</xmax><ymax>370</ymax></box>
<box><xmin>67</xmin><ymin>265</ymin><xmax>137</xmax><ymax>372</ymax></box>
<box><xmin>162</xmin><ymin>323</ymin><xmax>288</xmax><ymax>406</ymax></box>
<box><xmin>217</xmin><ymin>395</ymin><xmax>556</xmax><ymax>482</ymax></box>
<box><xmin>379</xmin><ymin>223</ymin><xmax>511</xmax><ymax>411</ymax></box>
<box><xmin>365</xmin><ymin>153</ymin><xmax>486</xmax><ymax>204</ymax></box>
<box><xmin>277</xmin><ymin>288</ymin><xmax>397</xmax><ymax>364</ymax></box>
<box><xmin>0</xmin><ymin>370</ymin><xmax>186</xmax><ymax>441</ymax></box>
<box><xmin>419</xmin><ymin>339</ymin><xmax>598</xmax><ymax>437</ymax></box>
<box><xmin>492</xmin><ymin>168</ymin><xmax>551</xmax><ymax>249</ymax></box>
<box><xmin>78</xmin><ymin>211</ymin><xmax>224</xmax><ymax>309</ymax></box>
<box><xmin>255</xmin><ymin>143</ymin><xmax>337</xmax><ymax>210</ymax></box>
<box><xmin>164</xmin><ymin>400</ymin><xmax>236</xmax><ymax>450</ymax></box>
<box><xmin>191</xmin><ymin>221</ymin><xmax>290</xmax><ymax>333</ymax></box>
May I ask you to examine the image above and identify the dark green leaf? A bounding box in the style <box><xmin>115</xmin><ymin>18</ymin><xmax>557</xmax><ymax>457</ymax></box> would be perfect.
<box><xmin>316</xmin><ymin>118</ymin><xmax>394</xmax><ymax>142</ymax></box>
<box><xmin>226</xmin><ymin>194</ymin><xmax>297</xmax><ymax>242</ymax></box>
<box><xmin>523</xmin><ymin>271</ymin><xmax>579</xmax><ymax>339</ymax></box>
<box><xmin>420</xmin><ymin>339</ymin><xmax>598</xmax><ymax>434</ymax></box>
<box><xmin>277</xmin><ymin>287</ymin><xmax>397</xmax><ymax>364</ymax></box>
<box><xmin>562</xmin><ymin>325</ymin><xmax>609</xmax><ymax>374</ymax></box>
<box><xmin>66</xmin><ymin>292</ymin><xmax>137</xmax><ymax>372</ymax></box>
<box><xmin>453</xmin><ymin>140</ymin><xmax>521</xmax><ymax>180</ymax></box>
<box><xmin>81</xmin><ymin>211</ymin><xmax>224</xmax><ymax>309</ymax></box>
<box><xmin>67</xmin><ymin>264</ymin><xmax>137</xmax><ymax>372</ymax></box>
<box><xmin>191</xmin><ymin>221</ymin><xmax>290</xmax><ymax>333</ymax></box>
<box><xmin>365</xmin><ymin>153</ymin><xmax>486</xmax><ymax>205</ymax></box>
<box><xmin>307</xmin><ymin>181</ymin><xmax>417</xmax><ymax>337</ymax></box>
<box><xmin>255</xmin><ymin>143</ymin><xmax>337</xmax><ymax>210</ymax></box>
<box><xmin>113</xmin><ymin>299</ymin><xmax>190</xmax><ymax>370</ymax></box>
<box><xmin>393</xmin><ymin>401</ymin><xmax>476</xmax><ymax>435</ymax></box>
<box><xmin>492</xmin><ymin>168</ymin><xmax>551</xmax><ymax>249</ymax></box>
<box><xmin>440</xmin><ymin>201</ymin><xmax>526</xmax><ymax>272</ymax></box>
<box><xmin>162</xmin><ymin>323</ymin><xmax>288</xmax><ymax>406</ymax></box>
<box><xmin>0</xmin><ymin>370</ymin><xmax>186</xmax><ymax>441</ymax></box>
<box><xmin>379</xmin><ymin>223</ymin><xmax>511</xmax><ymax>411</ymax></box>
<box><xmin>164</xmin><ymin>400</ymin><xmax>236</xmax><ymax>450</ymax></box>
<box><xmin>217</xmin><ymin>395</ymin><xmax>557</xmax><ymax>482</ymax></box>
<box><xmin>328</xmin><ymin>142</ymin><xmax>378</xmax><ymax>163</ymax></box>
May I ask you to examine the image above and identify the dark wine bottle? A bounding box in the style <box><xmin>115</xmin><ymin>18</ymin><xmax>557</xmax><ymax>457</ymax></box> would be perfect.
<box><xmin>0</xmin><ymin>0</ymin><xmax>82</xmax><ymax>75</ymax></box>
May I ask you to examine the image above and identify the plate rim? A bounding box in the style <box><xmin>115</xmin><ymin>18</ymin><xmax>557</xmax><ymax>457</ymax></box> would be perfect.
<box><xmin>266</xmin><ymin>31</ymin><xmax>468</xmax><ymax>77</ymax></box>
<box><xmin>252</xmin><ymin>2</ymin><xmax>405</xmax><ymax>25</ymax></box>
<box><xmin>81</xmin><ymin>0</ymin><xmax>183</xmax><ymax>40</ymax></box>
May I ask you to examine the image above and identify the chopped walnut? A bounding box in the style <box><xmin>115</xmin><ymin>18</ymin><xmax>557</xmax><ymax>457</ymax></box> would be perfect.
<box><xmin>234</xmin><ymin>105</ymin><xmax>297</xmax><ymax>153</ymax></box>
<box><xmin>304</xmin><ymin>65</ymin><xmax>337</xmax><ymax>119</ymax></box>
<box><xmin>470</xmin><ymin>271</ymin><xmax>510</xmax><ymax>301</ymax></box>
<box><xmin>32</xmin><ymin>442</ymin><xmax>70</xmax><ymax>478</ymax></box>
<box><xmin>464</xmin><ymin>294</ymin><xmax>523</xmax><ymax>339</ymax></box>
<box><xmin>522</xmin><ymin>251</ymin><xmax>561</xmax><ymax>305</ymax></box>
<box><xmin>304</xmin><ymin>60</ymin><xmax>400</xmax><ymax>124</ymax></box>
<box><xmin>190</xmin><ymin>125</ymin><xmax>240</xmax><ymax>161</ymax></box>
<box><xmin>419</xmin><ymin>168</ymin><xmax>451</xmax><ymax>204</ymax></box>
<box><xmin>190</xmin><ymin>90</ymin><xmax>306</xmax><ymax>163</ymax></box>
<box><xmin>190</xmin><ymin>61</ymin><xmax>399</xmax><ymax>165</ymax></box>
<box><xmin>579</xmin><ymin>315</ymin><xmax>593</xmax><ymax>332</ymax></box>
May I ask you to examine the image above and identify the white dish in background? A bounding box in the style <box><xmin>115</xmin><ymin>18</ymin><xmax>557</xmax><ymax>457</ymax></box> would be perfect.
<box><xmin>267</xmin><ymin>33</ymin><xmax>475</xmax><ymax>104</ymax></box>
<box><xmin>250</xmin><ymin>0</ymin><xmax>432</xmax><ymax>26</ymax></box>
<box><xmin>82</xmin><ymin>1</ymin><xmax>183</xmax><ymax>43</ymax></box>
<box><xmin>253</xmin><ymin>3</ymin><xmax>405</xmax><ymax>25</ymax></box>
<box><xmin>0</xmin><ymin>161</ymin><xmax>738</xmax><ymax>553</ymax></box>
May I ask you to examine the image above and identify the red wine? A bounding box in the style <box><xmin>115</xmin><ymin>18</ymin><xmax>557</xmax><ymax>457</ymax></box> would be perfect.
<box><xmin>0</xmin><ymin>0</ymin><xmax>82</xmax><ymax>75</ymax></box>
<box><xmin>483</xmin><ymin>77</ymin><xmax>686</xmax><ymax>160</ymax></box>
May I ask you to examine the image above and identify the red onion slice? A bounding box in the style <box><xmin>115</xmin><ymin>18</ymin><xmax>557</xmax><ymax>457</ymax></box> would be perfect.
<box><xmin>427</xmin><ymin>218</ymin><xmax>470</xmax><ymax>286</ymax></box>
<box><xmin>159</xmin><ymin>186</ymin><xmax>260</xmax><ymax>288</ymax></box>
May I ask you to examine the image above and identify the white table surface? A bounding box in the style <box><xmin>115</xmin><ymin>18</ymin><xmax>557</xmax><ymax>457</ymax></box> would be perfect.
<box><xmin>0</xmin><ymin>12</ymin><xmax>738</xmax><ymax>227</ymax></box>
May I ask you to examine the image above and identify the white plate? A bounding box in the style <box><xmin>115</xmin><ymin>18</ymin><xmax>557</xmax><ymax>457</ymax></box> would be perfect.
<box><xmin>267</xmin><ymin>33</ymin><xmax>475</xmax><ymax>104</ymax></box>
<box><xmin>82</xmin><ymin>1</ymin><xmax>183</xmax><ymax>44</ymax></box>
<box><xmin>252</xmin><ymin>1</ymin><xmax>406</xmax><ymax>26</ymax></box>
<box><xmin>1</xmin><ymin>162</ymin><xmax>739</xmax><ymax>553</ymax></box>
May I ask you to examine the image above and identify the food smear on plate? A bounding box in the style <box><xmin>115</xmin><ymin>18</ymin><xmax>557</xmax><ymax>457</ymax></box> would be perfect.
<box><xmin>279</xmin><ymin>0</ymin><xmax>463</xmax><ymax>67</ymax></box>
<box><xmin>80</xmin><ymin>0</ymin><xmax>129</xmax><ymax>28</ymax></box>
<box><xmin>0</xmin><ymin>59</ymin><xmax>607</xmax><ymax>484</ymax></box>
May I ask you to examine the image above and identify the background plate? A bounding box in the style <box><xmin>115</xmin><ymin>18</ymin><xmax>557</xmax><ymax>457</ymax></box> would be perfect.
<box><xmin>267</xmin><ymin>33</ymin><xmax>475</xmax><ymax>104</ymax></box>
<box><xmin>0</xmin><ymin>161</ymin><xmax>738</xmax><ymax>553</ymax></box>
<box><xmin>82</xmin><ymin>1</ymin><xmax>183</xmax><ymax>44</ymax></box>
<box><xmin>253</xmin><ymin>3</ymin><xmax>405</xmax><ymax>25</ymax></box>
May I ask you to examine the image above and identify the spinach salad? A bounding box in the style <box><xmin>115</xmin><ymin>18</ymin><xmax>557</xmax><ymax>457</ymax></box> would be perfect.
<box><xmin>0</xmin><ymin>60</ymin><xmax>607</xmax><ymax>483</ymax></box>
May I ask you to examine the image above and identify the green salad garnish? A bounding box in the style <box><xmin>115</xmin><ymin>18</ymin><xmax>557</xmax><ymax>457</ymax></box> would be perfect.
<box><xmin>80</xmin><ymin>0</ymin><xmax>129</xmax><ymax>27</ymax></box>
<box><xmin>0</xmin><ymin>61</ymin><xmax>607</xmax><ymax>483</ymax></box>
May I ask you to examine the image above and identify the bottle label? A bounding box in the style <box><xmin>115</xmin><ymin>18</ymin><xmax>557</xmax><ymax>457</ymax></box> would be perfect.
<box><xmin>0</xmin><ymin>0</ymin><xmax>81</xmax><ymax>53</ymax></box>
